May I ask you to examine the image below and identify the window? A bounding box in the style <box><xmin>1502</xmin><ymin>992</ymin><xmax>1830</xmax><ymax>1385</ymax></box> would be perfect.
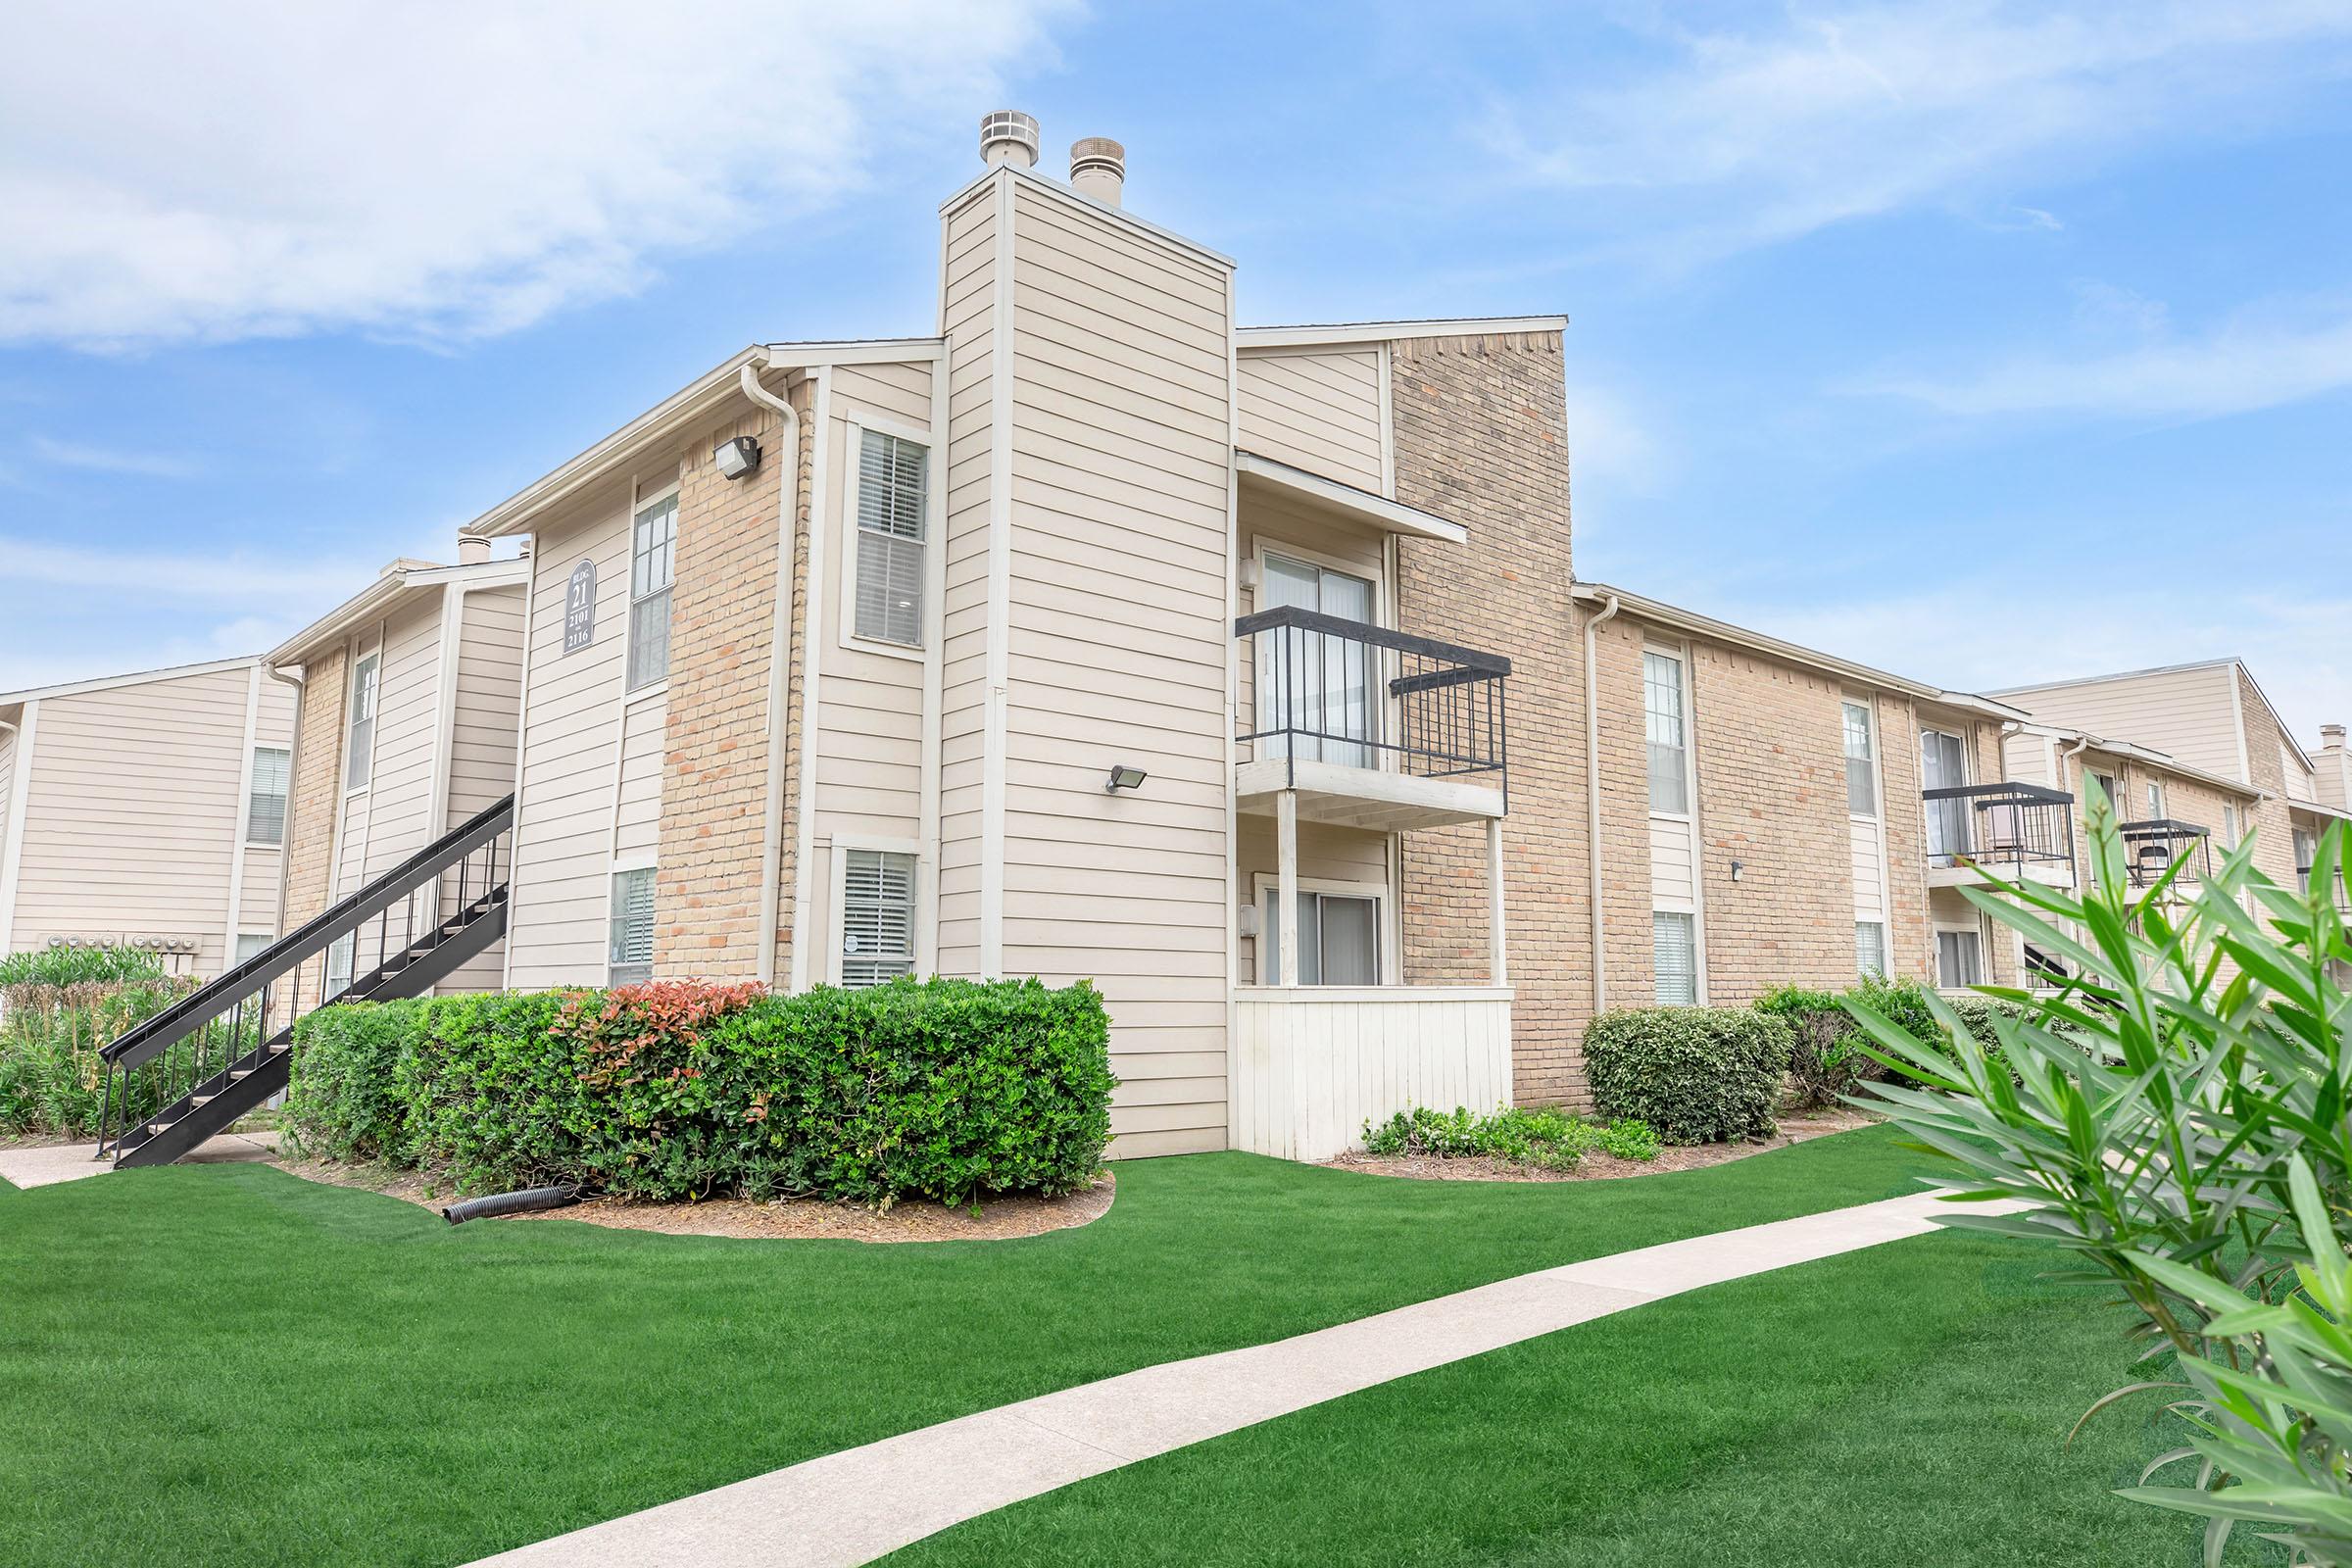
<box><xmin>345</xmin><ymin>653</ymin><xmax>378</xmax><ymax>790</ymax></box>
<box><xmin>1842</xmin><ymin>702</ymin><xmax>1877</xmax><ymax>817</ymax></box>
<box><xmin>2146</xmin><ymin>780</ymin><xmax>2167</xmax><ymax>819</ymax></box>
<box><xmin>1262</xmin><ymin>889</ymin><xmax>1380</xmax><ymax>986</ymax></box>
<box><xmin>2296</xmin><ymin>827</ymin><xmax>2320</xmax><ymax>880</ymax></box>
<box><xmin>840</xmin><ymin>849</ymin><xmax>917</xmax><ymax>987</ymax></box>
<box><xmin>324</xmin><ymin>934</ymin><xmax>354</xmax><ymax>999</ymax></box>
<box><xmin>1256</xmin><ymin>553</ymin><xmax>1378</xmax><ymax>767</ymax></box>
<box><xmin>1652</xmin><ymin>911</ymin><xmax>1697</xmax><ymax>1004</ymax></box>
<box><xmin>853</xmin><ymin>431</ymin><xmax>929</xmax><ymax>648</ymax></box>
<box><xmin>245</xmin><ymin>746</ymin><xmax>290</xmax><ymax>846</ymax></box>
<box><xmin>233</xmin><ymin>933</ymin><xmax>273</xmax><ymax>965</ymax></box>
<box><xmin>1855</xmin><ymin>920</ymin><xmax>1886</xmax><ymax>977</ymax></box>
<box><xmin>626</xmin><ymin>490</ymin><xmax>677</xmax><ymax>691</ymax></box>
<box><xmin>2090</xmin><ymin>771</ymin><xmax>2121</xmax><ymax>810</ymax></box>
<box><xmin>1644</xmin><ymin>650</ymin><xmax>1690</xmax><ymax>814</ymax></box>
<box><xmin>1920</xmin><ymin>729</ymin><xmax>1969</xmax><ymax>862</ymax></box>
<box><xmin>2221</xmin><ymin>804</ymin><xmax>2240</xmax><ymax>847</ymax></box>
<box><xmin>1936</xmin><ymin>929</ymin><xmax>1984</xmax><ymax>989</ymax></box>
<box><xmin>608</xmin><ymin>867</ymin><xmax>655</xmax><ymax>986</ymax></box>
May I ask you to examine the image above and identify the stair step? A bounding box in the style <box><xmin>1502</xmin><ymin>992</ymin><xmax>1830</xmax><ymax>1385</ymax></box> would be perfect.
<box><xmin>147</xmin><ymin>1121</ymin><xmax>174</xmax><ymax>1135</ymax></box>
<box><xmin>228</xmin><ymin>1070</ymin><xmax>252</xmax><ymax>1082</ymax></box>
<box><xmin>191</xmin><ymin>1096</ymin><xmax>215</xmax><ymax>1107</ymax></box>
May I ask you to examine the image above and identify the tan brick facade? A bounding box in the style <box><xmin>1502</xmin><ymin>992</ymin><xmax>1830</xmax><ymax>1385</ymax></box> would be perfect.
<box><xmin>1389</xmin><ymin>330</ymin><xmax>1590</xmax><ymax>1104</ymax></box>
<box><xmin>2234</xmin><ymin>665</ymin><xmax>2307</xmax><ymax>889</ymax></box>
<box><xmin>652</xmin><ymin>384</ymin><xmax>812</xmax><ymax>982</ymax></box>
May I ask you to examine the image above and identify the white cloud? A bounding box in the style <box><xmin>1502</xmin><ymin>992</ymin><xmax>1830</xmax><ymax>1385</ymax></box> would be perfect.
<box><xmin>1483</xmin><ymin>2</ymin><xmax>2352</xmax><ymax>266</ymax></box>
<box><xmin>0</xmin><ymin>535</ymin><xmax>392</xmax><ymax>608</ymax></box>
<box><xmin>0</xmin><ymin>0</ymin><xmax>1075</xmax><ymax>346</ymax></box>
<box><xmin>1858</xmin><ymin>296</ymin><xmax>2352</xmax><ymax>419</ymax></box>
<box><xmin>29</xmin><ymin>436</ymin><xmax>202</xmax><ymax>479</ymax></box>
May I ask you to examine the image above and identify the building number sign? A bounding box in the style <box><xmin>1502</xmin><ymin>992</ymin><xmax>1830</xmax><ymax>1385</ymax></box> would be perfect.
<box><xmin>564</xmin><ymin>560</ymin><xmax>596</xmax><ymax>654</ymax></box>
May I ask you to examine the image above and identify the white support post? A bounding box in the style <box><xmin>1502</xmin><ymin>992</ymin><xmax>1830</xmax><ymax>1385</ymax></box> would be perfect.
<box><xmin>1277</xmin><ymin>789</ymin><xmax>1300</xmax><ymax>989</ymax></box>
<box><xmin>1487</xmin><ymin>816</ymin><xmax>1507</xmax><ymax>985</ymax></box>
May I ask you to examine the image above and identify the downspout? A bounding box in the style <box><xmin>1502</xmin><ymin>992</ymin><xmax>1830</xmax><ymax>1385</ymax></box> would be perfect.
<box><xmin>1582</xmin><ymin>591</ymin><xmax>1621</xmax><ymax>1014</ymax></box>
<box><xmin>2056</xmin><ymin>732</ymin><xmax>2092</xmax><ymax>892</ymax></box>
<box><xmin>265</xmin><ymin>666</ymin><xmax>306</xmax><ymax>937</ymax></box>
<box><xmin>738</xmin><ymin>357</ymin><xmax>804</xmax><ymax>987</ymax></box>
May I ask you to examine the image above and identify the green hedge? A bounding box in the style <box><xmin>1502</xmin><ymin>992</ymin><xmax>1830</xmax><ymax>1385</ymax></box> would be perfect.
<box><xmin>1582</xmin><ymin>1006</ymin><xmax>1793</xmax><ymax>1145</ymax></box>
<box><xmin>282</xmin><ymin>977</ymin><xmax>1114</xmax><ymax>1206</ymax></box>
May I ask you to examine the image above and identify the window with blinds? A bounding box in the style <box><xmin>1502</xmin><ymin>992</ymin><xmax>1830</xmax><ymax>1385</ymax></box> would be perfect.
<box><xmin>1643</xmin><ymin>650</ymin><xmax>1689</xmax><ymax>814</ymax></box>
<box><xmin>345</xmin><ymin>653</ymin><xmax>378</xmax><ymax>790</ymax></box>
<box><xmin>1936</xmin><ymin>929</ymin><xmax>1984</xmax><ymax>989</ymax></box>
<box><xmin>1855</xmin><ymin>920</ymin><xmax>1886</xmax><ymax>977</ymax></box>
<box><xmin>627</xmin><ymin>491</ymin><xmax>677</xmax><ymax>691</ymax></box>
<box><xmin>840</xmin><ymin>849</ymin><xmax>916</xmax><ymax>987</ymax></box>
<box><xmin>1842</xmin><ymin>701</ymin><xmax>1877</xmax><ymax>817</ymax></box>
<box><xmin>234</xmin><ymin>932</ymin><xmax>273</xmax><ymax>965</ymax></box>
<box><xmin>246</xmin><ymin>745</ymin><xmax>290</xmax><ymax>846</ymax></box>
<box><xmin>325</xmin><ymin>933</ymin><xmax>354</xmax><ymax>999</ymax></box>
<box><xmin>1652</xmin><ymin>910</ymin><xmax>1697</xmax><ymax>1004</ymax></box>
<box><xmin>854</xmin><ymin>430</ymin><xmax>928</xmax><ymax>647</ymax></box>
<box><xmin>609</xmin><ymin>867</ymin><xmax>655</xmax><ymax>986</ymax></box>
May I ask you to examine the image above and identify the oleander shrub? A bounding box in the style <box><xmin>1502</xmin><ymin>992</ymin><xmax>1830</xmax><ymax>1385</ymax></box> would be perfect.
<box><xmin>1582</xmin><ymin>1005</ymin><xmax>1792</xmax><ymax>1145</ymax></box>
<box><xmin>283</xmin><ymin>976</ymin><xmax>1115</xmax><ymax>1206</ymax></box>
<box><xmin>1359</xmin><ymin>1103</ymin><xmax>1659</xmax><ymax>1172</ymax></box>
<box><xmin>1</xmin><ymin>948</ymin><xmax>203</xmax><ymax>1138</ymax></box>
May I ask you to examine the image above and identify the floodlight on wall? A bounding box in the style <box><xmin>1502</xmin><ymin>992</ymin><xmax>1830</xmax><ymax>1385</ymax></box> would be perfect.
<box><xmin>713</xmin><ymin>435</ymin><xmax>761</xmax><ymax>480</ymax></box>
<box><xmin>1105</xmin><ymin>763</ymin><xmax>1148</xmax><ymax>794</ymax></box>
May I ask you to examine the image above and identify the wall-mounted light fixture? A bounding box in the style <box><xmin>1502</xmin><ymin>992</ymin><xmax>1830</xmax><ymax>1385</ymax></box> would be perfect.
<box><xmin>713</xmin><ymin>435</ymin><xmax>761</xmax><ymax>480</ymax></box>
<box><xmin>1730</xmin><ymin>858</ymin><xmax>1745</xmax><ymax>882</ymax></box>
<box><xmin>1104</xmin><ymin>763</ymin><xmax>1148</xmax><ymax>794</ymax></box>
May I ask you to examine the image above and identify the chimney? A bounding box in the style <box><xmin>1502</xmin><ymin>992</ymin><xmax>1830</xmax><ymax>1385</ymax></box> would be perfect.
<box><xmin>2324</xmin><ymin>723</ymin><xmax>2347</xmax><ymax>751</ymax></box>
<box><xmin>457</xmin><ymin>534</ymin><xmax>491</xmax><ymax>565</ymax></box>
<box><xmin>979</xmin><ymin>110</ymin><xmax>1039</xmax><ymax>170</ymax></box>
<box><xmin>1069</xmin><ymin>137</ymin><xmax>1125</xmax><ymax>207</ymax></box>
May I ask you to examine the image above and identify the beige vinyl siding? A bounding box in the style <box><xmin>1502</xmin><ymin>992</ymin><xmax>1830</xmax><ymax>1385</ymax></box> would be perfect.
<box><xmin>2283</xmin><ymin>742</ymin><xmax>2316</xmax><ymax>803</ymax></box>
<box><xmin>1648</xmin><ymin>817</ymin><xmax>1698</xmax><ymax>909</ymax></box>
<box><xmin>449</xmin><ymin>584</ymin><xmax>526</xmax><ymax>822</ymax></box>
<box><xmin>0</xmin><ymin>720</ymin><xmax>17</xmax><ymax>905</ymax></box>
<box><xmin>7</xmin><ymin>664</ymin><xmax>291</xmax><ymax>974</ymax></box>
<box><xmin>1001</xmin><ymin>179</ymin><xmax>1235</xmax><ymax>1156</ymax></box>
<box><xmin>935</xmin><ymin>185</ymin><xmax>999</xmax><ymax>977</ymax></box>
<box><xmin>2002</xmin><ymin>665</ymin><xmax>2242</xmax><ymax>781</ymax></box>
<box><xmin>507</xmin><ymin>479</ymin><xmax>647</xmax><ymax>989</ymax></box>
<box><xmin>359</xmin><ymin>598</ymin><xmax>446</xmax><ymax>884</ymax></box>
<box><xmin>1236</xmin><ymin>348</ymin><xmax>1386</xmax><ymax>493</ymax></box>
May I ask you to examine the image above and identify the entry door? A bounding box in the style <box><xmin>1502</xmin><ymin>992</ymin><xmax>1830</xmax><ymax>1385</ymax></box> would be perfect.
<box><xmin>1262</xmin><ymin>890</ymin><xmax>1380</xmax><ymax>986</ymax></box>
<box><xmin>1921</xmin><ymin>729</ymin><xmax>1969</xmax><ymax>862</ymax></box>
<box><xmin>1257</xmin><ymin>554</ymin><xmax>1377</xmax><ymax>767</ymax></box>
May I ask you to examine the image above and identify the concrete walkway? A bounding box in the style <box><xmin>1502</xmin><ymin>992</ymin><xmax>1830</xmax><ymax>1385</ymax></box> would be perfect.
<box><xmin>472</xmin><ymin>1186</ymin><xmax>2012</xmax><ymax>1568</ymax></box>
<box><xmin>0</xmin><ymin>1130</ymin><xmax>278</xmax><ymax>1189</ymax></box>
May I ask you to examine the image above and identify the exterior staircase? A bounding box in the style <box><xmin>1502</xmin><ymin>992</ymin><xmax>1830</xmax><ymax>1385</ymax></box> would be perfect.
<box><xmin>94</xmin><ymin>795</ymin><xmax>514</xmax><ymax>1168</ymax></box>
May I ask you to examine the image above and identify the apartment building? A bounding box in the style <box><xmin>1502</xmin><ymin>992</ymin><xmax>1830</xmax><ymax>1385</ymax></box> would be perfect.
<box><xmin>1995</xmin><ymin>660</ymin><xmax>2352</xmax><ymax>899</ymax></box>
<box><xmin>0</xmin><ymin>658</ymin><xmax>296</xmax><ymax>974</ymax></box>
<box><xmin>268</xmin><ymin>549</ymin><xmax>529</xmax><ymax>1000</ymax></box>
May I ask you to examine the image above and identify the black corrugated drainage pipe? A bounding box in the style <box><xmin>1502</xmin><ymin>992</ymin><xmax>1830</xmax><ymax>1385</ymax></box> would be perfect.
<box><xmin>442</xmin><ymin>1186</ymin><xmax>582</xmax><ymax>1225</ymax></box>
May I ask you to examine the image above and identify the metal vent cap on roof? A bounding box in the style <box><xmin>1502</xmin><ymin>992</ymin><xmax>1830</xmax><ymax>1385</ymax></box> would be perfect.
<box><xmin>1070</xmin><ymin>136</ymin><xmax>1125</xmax><ymax>207</ymax></box>
<box><xmin>980</xmin><ymin>110</ymin><xmax>1040</xmax><ymax>170</ymax></box>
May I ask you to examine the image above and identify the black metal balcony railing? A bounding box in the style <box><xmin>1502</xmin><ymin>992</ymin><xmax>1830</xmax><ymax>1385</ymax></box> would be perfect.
<box><xmin>1236</xmin><ymin>607</ymin><xmax>1511</xmax><ymax>803</ymax></box>
<box><xmin>2120</xmin><ymin>819</ymin><xmax>2212</xmax><ymax>889</ymax></box>
<box><xmin>1923</xmin><ymin>781</ymin><xmax>2078</xmax><ymax>881</ymax></box>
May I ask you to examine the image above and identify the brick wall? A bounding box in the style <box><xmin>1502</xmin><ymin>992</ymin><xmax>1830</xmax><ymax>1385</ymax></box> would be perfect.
<box><xmin>2235</xmin><ymin>665</ymin><xmax>2306</xmax><ymax>888</ymax></box>
<box><xmin>1688</xmin><ymin>644</ymin><xmax>1854</xmax><ymax>1001</ymax></box>
<box><xmin>653</xmin><ymin>384</ymin><xmax>811</xmax><ymax>981</ymax></box>
<box><xmin>1880</xmin><ymin>694</ymin><xmax>1933</xmax><ymax>981</ymax></box>
<box><xmin>281</xmin><ymin>643</ymin><xmax>346</xmax><ymax>1008</ymax></box>
<box><xmin>1389</xmin><ymin>329</ymin><xmax>1590</xmax><ymax>1105</ymax></box>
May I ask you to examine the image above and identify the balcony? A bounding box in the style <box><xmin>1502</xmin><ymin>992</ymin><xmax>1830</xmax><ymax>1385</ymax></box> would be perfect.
<box><xmin>2120</xmin><ymin>819</ymin><xmax>2212</xmax><ymax>889</ymax></box>
<box><xmin>1923</xmin><ymin>782</ymin><xmax>2078</xmax><ymax>887</ymax></box>
<box><xmin>1234</xmin><ymin>606</ymin><xmax>1510</xmax><ymax>832</ymax></box>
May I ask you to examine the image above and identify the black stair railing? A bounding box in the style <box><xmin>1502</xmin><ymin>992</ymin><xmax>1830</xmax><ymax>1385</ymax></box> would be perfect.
<box><xmin>94</xmin><ymin>794</ymin><xmax>514</xmax><ymax>1167</ymax></box>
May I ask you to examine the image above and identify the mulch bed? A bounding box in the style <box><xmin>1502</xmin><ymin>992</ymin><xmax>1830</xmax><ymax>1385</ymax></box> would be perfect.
<box><xmin>269</xmin><ymin>1153</ymin><xmax>1115</xmax><ymax>1243</ymax></box>
<box><xmin>1321</xmin><ymin>1110</ymin><xmax>1878</xmax><ymax>1184</ymax></box>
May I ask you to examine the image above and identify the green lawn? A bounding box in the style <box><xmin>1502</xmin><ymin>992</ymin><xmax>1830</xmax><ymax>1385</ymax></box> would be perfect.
<box><xmin>0</xmin><ymin>1129</ymin><xmax>2196</xmax><ymax>1567</ymax></box>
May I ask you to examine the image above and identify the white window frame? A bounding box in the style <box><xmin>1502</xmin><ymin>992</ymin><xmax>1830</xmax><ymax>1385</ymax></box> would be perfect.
<box><xmin>827</xmin><ymin>833</ymin><xmax>925</xmax><ymax>987</ymax></box>
<box><xmin>233</xmin><ymin>931</ymin><xmax>275</xmax><ymax>967</ymax></box>
<box><xmin>1841</xmin><ymin>699</ymin><xmax>1880</xmax><ymax>821</ymax></box>
<box><xmin>624</xmin><ymin>482</ymin><xmax>679</xmax><ymax>697</ymax></box>
<box><xmin>1855</xmin><ymin>919</ymin><xmax>1887</xmax><ymax>978</ymax></box>
<box><xmin>2146</xmin><ymin>779</ymin><xmax>2168</xmax><ymax>819</ymax></box>
<box><xmin>1934</xmin><ymin>922</ymin><xmax>1986</xmax><ymax>993</ymax></box>
<box><xmin>1249</xmin><ymin>870</ymin><xmax>1392</xmax><ymax>987</ymax></box>
<box><xmin>324</xmin><ymin>932</ymin><xmax>355</xmax><ymax>998</ymax></box>
<box><xmin>344</xmin><ymin>647</ymin><xmax>380</xmax><ymax>795</ymax></box>
<box><xmin>1642</xmin><ymin>643</ymin><xmax>1695</xmax><ymax>819</ymax></box>
<box><xmin>606</xmin><ymin>858</ymin><xmax>658</xmax><ymax>986</ymax></box>
<box><xmin>1651</xmin><ymin>909</ymin><xmax>1699</xmax><ymax>1005</ymax></box>
<box><xmin>1250</xmin><ymin>536</ymin><xmax>1393</xmax><ymax>768</ymax></box>
<box><xmin>838</xmin><ymin>416</ymin><xmax>938</xmax><ymax>662</ymax></box>
<box><xmin>1920</xmin><ymin>726</ymin><xmax>1972</xmax><ymax>864</ymax></box>
<box><xmin>244</xmin><ymin>744</ymin><xmax>291</xmax><ymax>849</ymax></box>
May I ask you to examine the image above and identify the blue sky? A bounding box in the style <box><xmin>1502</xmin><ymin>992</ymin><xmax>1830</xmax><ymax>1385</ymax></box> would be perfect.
<box><xmin>4</xmin><ymin>1</ymin><xmax>2349</xmax><ymax>737</ymax></box>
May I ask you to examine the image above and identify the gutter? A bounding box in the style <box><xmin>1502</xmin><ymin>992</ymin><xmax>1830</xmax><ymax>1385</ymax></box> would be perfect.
<box><xmin>1582</xmin><ymin>591</ymin><xmax>1621</xmax><ymax>1015</ymax></box>
<box><xmin>735</xmin><ymin>357</ymin><xmax>805</xmax><ymax>988</ymax></box>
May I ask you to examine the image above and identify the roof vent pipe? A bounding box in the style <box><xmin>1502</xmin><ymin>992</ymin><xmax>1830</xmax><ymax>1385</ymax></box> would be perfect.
<box><xmin>2325</xmin><ymin>723</ymin><xmax>2347</xmax><ymax>748</ymax></box>
<box><xmin>457</xmin><ymin>534</ymin><xmax>490</xmax><ymax>565</ymax></box>
<box><xmin>1070</xmin><ymin>137</ymin><xmax>1125</xmax><ymax>207</ymax></box>
<box><xmin>979</xmin><ymin>111</ymin><xmax>1039</xmax><ymax>170</ymax></box>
